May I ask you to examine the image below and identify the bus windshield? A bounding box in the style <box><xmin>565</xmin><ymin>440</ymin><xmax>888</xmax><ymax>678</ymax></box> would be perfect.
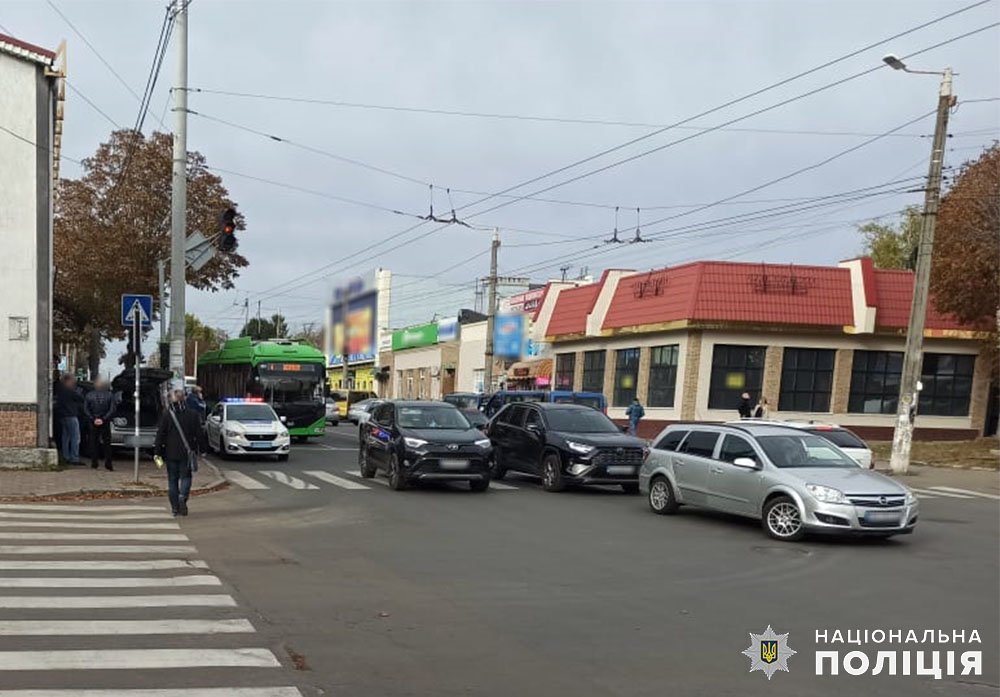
<box><xmin>256</xmin><ymin>363</ymin><xmax>323</xmax><ymax>396</ymax></box>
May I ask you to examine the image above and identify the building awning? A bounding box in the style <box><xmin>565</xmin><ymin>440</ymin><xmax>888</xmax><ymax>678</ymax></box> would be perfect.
<box><xmin>507</xmin><ymin>358</ymin><xmax>552</xmax><ymax>380</ymax></box>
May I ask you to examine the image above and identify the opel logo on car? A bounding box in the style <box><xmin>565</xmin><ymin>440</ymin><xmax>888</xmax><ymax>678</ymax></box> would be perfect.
<box><xmin>879</xmin><ymin>495</ymin><xmax>887</xmax><ymax>505</ymax></box>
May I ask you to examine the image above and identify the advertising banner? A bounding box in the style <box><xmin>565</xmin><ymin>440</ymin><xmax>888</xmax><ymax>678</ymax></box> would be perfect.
<box><xmin>328</xmin><ymin>271</ymin><xmax>379</xmax><ymax>367</ymax></box>
<box><xmin>392</xmin><ymin>323</ymin><xmax>438</xmax><ymax>351</ymax></box>
<box><xmin>493</xmin><ymin>314</ymin><xmax>524</xmax><ymax>359</ymax></box>
<box><xmin>437</xmin><ymin>317</ymin><xmax>459</xmax><ymax>343</ymax></box>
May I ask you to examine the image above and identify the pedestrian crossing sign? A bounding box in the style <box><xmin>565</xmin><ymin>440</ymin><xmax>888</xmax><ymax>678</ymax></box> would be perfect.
<box><xmin>121</xmin><ymin>294</ymin><xmax>153</xmax><ymax>328</ymax></box>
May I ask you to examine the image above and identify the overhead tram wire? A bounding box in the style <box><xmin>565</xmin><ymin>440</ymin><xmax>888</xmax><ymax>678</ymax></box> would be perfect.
<box><xmin>248</xmin><ymin>9</ymin><xmax>997</xmax><ymax>303</ymax></box>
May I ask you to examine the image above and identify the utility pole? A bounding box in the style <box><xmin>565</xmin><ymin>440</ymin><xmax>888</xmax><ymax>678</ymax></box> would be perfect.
<box><xmin>484</xmin><ymin>229</ymin><xmax>500</xmax><ymax>394</ymax></box>
<box><xmin>341</xmin><ymin>287</ymin><xmax>350</xmax><ymax>391</ymax></box>
<box><xmin>889</xmin><ymin>63</ymin><xmax>954</xmax><ymax>475</ymax></box>
<box><xmin>168</xmin><ymin>0</ymin><xmax>188</xmax><ymax>379</ymax></box>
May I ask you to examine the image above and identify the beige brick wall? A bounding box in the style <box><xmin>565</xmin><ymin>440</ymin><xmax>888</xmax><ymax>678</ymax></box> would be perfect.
<box><xmin>0</xmin><ymin>407</ymin><xmax>37</xmax><ymax>447</ymax></box>
<box><xmin>762</xmin><ymin>345</ymin><xmax>783</xmax><ymax>411</ymax></box>
<box><xmin>968</xmin><ymin>351</ymin><xmax>991</xmax><ymax>435</ymax></box>
<box><xmin>636</xmin><ymin>346</ymin><xmax>651</xmax><ymax>405</ymax></box>
<box><xmin>830</xmin><ymin>348</ymin><xmax>854</xmax><ymax>414</ymax></box>
<box><xmin>680</xmin><ymin>331</ymin><xmax>702</xmax><ymax>419</ymax></box>
<box><xmin>572</xmin><ymin>351</ymin><xmax>584</xmax><ymax>391</ymax></box>
<box><xmin>602</xmin><ymin>349</ymin><xmax>615</xmax><ymax>402</ymax></box>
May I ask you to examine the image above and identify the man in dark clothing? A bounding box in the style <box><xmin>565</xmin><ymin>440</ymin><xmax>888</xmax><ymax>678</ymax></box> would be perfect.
<box><xmin>155</xmin><ymin>388</ymin><xmax>202</xmax><ymax>517</ymax></box>
<box><xmin>737</xmin><ymin>392</ymin><xmax>753</xmax><ymax>419</ymax></box>
<box><xmin>186</xmin><ymin>385</ymin><xmax>207</xmax><ymax>423</ymax></box>
<box><xmin>83</xmin><ymin>379</ymin><xmax>116</xmax><ymax>470</ymax></box>
<box><xmin>54</xmin><ymin>374</ymin><xmax>84</xmax><ymax>464</ymax></box>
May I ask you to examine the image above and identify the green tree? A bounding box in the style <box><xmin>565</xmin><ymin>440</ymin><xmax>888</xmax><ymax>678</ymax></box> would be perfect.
<box><xmin>857</xmin><ymin>205</ymin><xmax>922</xmax><ymax>269</ymax></box>
<box><xmin>54</xmin><ymin>130</ymin><xmax>248</xmax><ymax>378</ymax></box>
<box><xmin>240</xmin><ymin>314</ymin><xmax>288</xmax><ymax>341</ymax></box>
<box><xmin>186</xmin><ymin>314</ymin><xmax>227</xmax><ymax>376</ymax></box>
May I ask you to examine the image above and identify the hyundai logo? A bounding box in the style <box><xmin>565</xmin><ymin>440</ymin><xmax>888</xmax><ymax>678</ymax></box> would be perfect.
<box><xmin>447</xmin><ymin>444</ymin><xmax>459</xmax><ymax>451</ymax></box>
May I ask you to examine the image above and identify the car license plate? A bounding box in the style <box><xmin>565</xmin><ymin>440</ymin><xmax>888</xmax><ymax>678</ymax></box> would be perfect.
<box><xmin>250</xmin><ymin>441</ymin><xmax>273</xmax><ymax>449</ymax></box>
<box><xmin>606</xmin><ymin>466</ymin><xmax>634</xmax><ymax>476</ymax></box>
<box><xmin>439</xmin><ymin>459</ymin><xmax>468</xmax><ymax>470</ymax></box>
<box><xmin>864</xmin><ymin>510</ymin><xmax>901</xmax><ymax>523</ymax></box>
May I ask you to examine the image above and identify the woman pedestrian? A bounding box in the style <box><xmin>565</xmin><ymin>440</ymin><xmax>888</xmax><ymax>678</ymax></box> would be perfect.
<box><xmin>155</xmin><ymin>386</ymin><xmax>202</xmax><ymax>517</ymax></box>
<box><xmin>752</xmin><ymin>396</ymin><xmax>770</xmax><ymax>419</ymax></box>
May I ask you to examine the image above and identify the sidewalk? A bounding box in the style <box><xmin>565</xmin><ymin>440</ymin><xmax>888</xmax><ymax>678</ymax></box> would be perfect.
<box><xmin>0</xmin><ymin>455</ymin><xmax>226</xmax><ymax>501</ymax></box>
<box><xmin>880</xmin><ymin>463</ymin><xmax>1000</xmax><ymax>495</ymax></box>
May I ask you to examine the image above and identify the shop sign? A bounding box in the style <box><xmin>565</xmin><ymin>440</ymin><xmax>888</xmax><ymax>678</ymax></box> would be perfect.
<box><xmin>392</xmin><ymin>322</ymin><xmax>439</xmax><ymax>351</ymax></box>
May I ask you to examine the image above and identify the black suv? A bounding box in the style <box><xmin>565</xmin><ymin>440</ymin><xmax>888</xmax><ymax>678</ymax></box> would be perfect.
<box><xmin>359</xmin><ymin>400</ymin><xmax>493</xmax><ymax>491</ymax></box>
<box><xmin>486</xmin><ymin>402</ymin><xmax>648</xmax><ymax>493</ymax></box>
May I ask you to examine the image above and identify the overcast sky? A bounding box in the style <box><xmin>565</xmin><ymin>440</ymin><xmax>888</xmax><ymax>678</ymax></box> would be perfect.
<box><xmin>3</xmin><ymin>0</ymin><xmax>998</xmax><ymax>370</ymax></box>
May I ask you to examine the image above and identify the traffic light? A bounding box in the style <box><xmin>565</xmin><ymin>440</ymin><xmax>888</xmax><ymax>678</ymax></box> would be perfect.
<box><xmin>219</xmin><ymin>207</ymin><xmax>238</xmax><ymax>252</ymax></box>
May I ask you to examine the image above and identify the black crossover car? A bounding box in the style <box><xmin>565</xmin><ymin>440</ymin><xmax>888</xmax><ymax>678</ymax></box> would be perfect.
<box><xmin>359</xmin><ymin>400</ymin><xmax>493</xmax><ymax>491</ymax></box>
<box><xmin>486</xmin><ymin>402</ymin><xmax>648</xmax><ymax>493</ymax></box>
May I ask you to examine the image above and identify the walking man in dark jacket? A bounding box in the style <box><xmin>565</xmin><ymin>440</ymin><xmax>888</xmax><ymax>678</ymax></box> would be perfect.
<box><xmin>83</xmin><ymin>379</ymin><xmax>116</xmax><ymax>470</ymax></box>
<box><xmin>155</xmin><ymin>387</ymin><xmax>202</xmax><ymax>517</ymax></box>
<box><xmin>54</xmin><ymin>374</ymin><xmax>84</xmax><ymax>464</ymax></box>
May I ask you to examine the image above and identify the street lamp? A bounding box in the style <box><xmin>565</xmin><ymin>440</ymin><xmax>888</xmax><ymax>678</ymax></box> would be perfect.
<box><xmin>885</xmin><ymin>56</ymin><xmax>956</xmax><ymax>475</ymax></box>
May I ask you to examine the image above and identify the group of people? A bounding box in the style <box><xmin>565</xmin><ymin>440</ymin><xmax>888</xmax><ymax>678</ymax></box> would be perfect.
<box><xmin>52</xmin><ymin>374</ymin><xmax>116</xmax><ymax>470</ymax></box>
<box><xmin>738</xmin><ymin>393</ymin><xmax>769</xmax><ymax>420</ymax></box>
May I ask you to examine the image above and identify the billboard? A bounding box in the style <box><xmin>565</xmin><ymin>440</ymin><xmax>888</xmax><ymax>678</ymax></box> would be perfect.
<box><xmin>392</xmin><ymin>323</ymin><xmax>438</xmax><ymax>351</ymax></box>
<box><xmin>504</xmin><ymin>288</ymin><xmax>544</xmax><ymax>314</ymax></box>
<box><xmin>493</xmin><ymin>313</ymin><xmax>524</xmax><ymax>359</ymax></box>
<box><xmin>328</xmin><ymin>271</ymin><xmax>379</xmax><ymax>367</ymax></box>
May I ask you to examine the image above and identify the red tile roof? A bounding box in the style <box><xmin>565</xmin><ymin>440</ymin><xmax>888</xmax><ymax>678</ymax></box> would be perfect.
<box><xmin>545</xmin><ymin>283</ymin><xmax>601</xmax><ymax>336</ymax></box>
<box><xmin>871</xmin><ymin>269</ymin><xmax>964</xmax><ymax>330</ymax></box>
<box><xmin>0</xmin><ymin>33</ymin><xmax>56</xmax><ymax>64</ymax></box>
<box><xmin>601</xmin><ymin>261</ymin><xmax>854</xmax><ymax>330</ymax></box>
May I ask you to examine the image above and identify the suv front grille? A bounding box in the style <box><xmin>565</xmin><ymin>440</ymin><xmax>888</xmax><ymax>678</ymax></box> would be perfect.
<box><xmin>593</xmin><ymin>447</ymin><xmax>644</xmax><ymax>465</ymax></box>
<box><xmin>847</xmin><ymin>495</ymin><xmax>905</xmax><ymax>508</ymax></box>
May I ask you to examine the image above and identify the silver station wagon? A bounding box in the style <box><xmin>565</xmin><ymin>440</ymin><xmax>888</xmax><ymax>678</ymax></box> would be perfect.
<box><xmin>638</xmin><ymin>423</ymin><xmax>918</xmax><ymax>541</ymax></box>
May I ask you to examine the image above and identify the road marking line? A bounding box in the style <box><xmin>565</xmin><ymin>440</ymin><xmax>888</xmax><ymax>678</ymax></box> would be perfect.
<box><xmin>908</xmin><ymin>487</ymin><xmax>973</xmax><ymax>499</ymax></box>
<box><xmin>346</xmin><ymin>470</ymin><xmax>387</xmax><ymax>486</ymax></box>
<box><xmin>490</xmin><ymin>482</ymin><xmax>518</xmax><ymax>490</ymax></box>
<box><xmin>0</xmin><ymin>521</ymin><xmax>180</xmax><ymax>530</ymax></box>
<box><xmin>224</xmin><ymin>470</ymin><xmax>270</xmax><ymax>490</ymax></box>
<box><xmin>0</xmin><ymin>545</ymin><xmax>197</xmax><ymax>555</ymax></box>
<box><xmin>0</xmin><ymin>560</ymin><xmax>208</xmax><ymax>570</ymax></box>
<box><xmin>0</xmin><ymin>575</ymin><xmax>221</xmax><ymax>588</ymax></box>
<box><xmin>913</xmin><ymin>493</ymin><xmax>936</xmax><ymax>499</ymax></box>
<box><xmin>259</xmin><ymin>471</ymin><xmax>319</xmax><ymax>490</ymax></box>
<box><xmin>0</xmin><ymin>689</ymin><xmax>302</xmax><ymax>697</ymax></box>
<box><xmin>0</xmin><ymin>532</ymin><xmax>188</xmax><ymax>541</ymax></box>
<box><xmin>309</xmin><ymin>444</ymin><xmax>359</xmax><ymax>451</ymax></box>
<box><xmin>0</xmin><ymin>618</ymin><xmax>254</xmax><ymax>635</ymax></box>
<box><xmin>0</xmin><ymin>648</ymin><xmax>280</xmax><ymax>670</ymax></box>
<box><xmin>0</xmin><ymin>505</ymin><xmax>162</xmax><ymax>512</ymax></box>
<box><xmin>303</xmin><ymin>470</ymin><xmax>370</xmax><ymax>490</ymax></box>
<box><xmin>928</xmin><ymin>486</ymin><xmax>1000</xmax><ymax>500</ymax></box>
<box><xmin>0</xmin><ymin>512</ymin><xmax>171</xmax><ymax>521</ymax></box>
<box><xmin>0</xmin><ymin>594</ymin><xmax>236</xmax><ymax>609</ymax></box>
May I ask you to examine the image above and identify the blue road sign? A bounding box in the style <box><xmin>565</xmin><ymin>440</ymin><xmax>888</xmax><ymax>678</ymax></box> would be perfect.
<box><xmin>121</xmin><ymin>294</ymin><xmax>153</xmax><ymax>328</ymax></box>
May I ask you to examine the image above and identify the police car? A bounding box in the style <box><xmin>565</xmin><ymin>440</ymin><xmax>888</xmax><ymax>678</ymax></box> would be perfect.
<box><xmin>206</xmin><ymin>398</ymin><xmax>291</xmax><ymax>461</ymax></box>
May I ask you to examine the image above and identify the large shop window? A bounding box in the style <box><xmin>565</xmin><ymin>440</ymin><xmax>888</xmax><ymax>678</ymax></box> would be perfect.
<box><xmin>848</xmin><ymin>350</ymin><xmax>902</xmax><ymax>414</ymax></box>
<box><xmin>581</xmin><ymin>350</ymin><xmax>606</xmax><ymax>393</ymax></box>
<box><xmin>555</xmin><ymin>353</ymin><xmax>576</xmax><ymax>390</ymax></box>
<box><xmin>920</xmin><ymin>353</ymin><xmax>975</xmax><ymax>416</ymax></box>
<box><xmin>613</xmin><ymin>348</ymin><xmax>640</xmax><ymax>406</ymax></box>
<box><xmin>648</xmin><ymin>345</ymin><xmax>679</xmax><ymax>407</ymax></box>
<box><xmin>708</xmin><ymin>344</ymin><xmax>765</xmax><ymax>410</ymax></box>
<box><xmin>779</xmin><ymin>348</ymin><xmax>835</xmax><ymax>412</ymax></box>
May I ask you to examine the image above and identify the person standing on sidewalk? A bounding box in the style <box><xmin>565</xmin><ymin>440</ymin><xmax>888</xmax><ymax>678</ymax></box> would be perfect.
<box><xmin>625</xmin><ymin>398</ymin><xmax>645</xmax><ymax>436</ymax></box>
<box><xmin>54</xmin><ymin>374</ymin><xmax>83</xmax><ymax>464</ymax></box>
<box><xmin>155</xmin><ymin>387</ymin><xmax>202</xmax><ymax>517</ymax></box>
<box><xmin>83</xmin><ymin>378</ymin><xmax>116</xmax><ymax>470</ymax></box>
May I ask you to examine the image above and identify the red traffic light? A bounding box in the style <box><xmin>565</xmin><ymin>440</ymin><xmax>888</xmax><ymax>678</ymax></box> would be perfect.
<box><xmin>219</xmin><ymin>208</ymin><xmax>238</xmax><ymax>252</ymax></box>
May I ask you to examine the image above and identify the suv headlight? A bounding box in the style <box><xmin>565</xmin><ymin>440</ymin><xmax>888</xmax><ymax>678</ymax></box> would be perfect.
<box><xmin>474</xmin><ymin>438</ymin><xmax>492</xmax><ymax>449</ymax></box>
<box><xmin>806</xmin><ymin>484</ymin><xmax>847</xmax><ymax>504</ymax></box>
<box><xmin>403</xmin><ymin>437</ymin><xmax>428</xmax><ymax>449</ymax></box>
<box><xmin>566</xmin><ymin>440</ymin><xmax>596</xmax><ymax>455</ymax></box>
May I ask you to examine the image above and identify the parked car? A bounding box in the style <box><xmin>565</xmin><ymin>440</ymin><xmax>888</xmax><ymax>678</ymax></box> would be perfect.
<box><xmin>462</xmin><ymin>409</ymin><xmax>488</xmax><ymax>431</ymax></box>
<box><xmin>486</xmin><ymin>402</ymin><xmax>646</xmax><ymax>493</ymax></box>
<box><xmin>640</xmin><ymin>422</ymin><xmax>918</xmax><ymax>541</ymax></box>
<box><xmin>347</xmin><ymin>398</ymin><xmax>380</xmax><ymax>425</ymax></box>
<box><xmin>782</xmin><ymin>421</ymin><xmax>873</xmax><ymax>469</ymax></box>
<box><xmin>206</xmin><ymin>398</ymin><xmax>291</xmax><ymax>461</ymax></box>
<box><xmin>481</xmin><ymin>390</ymin><xmax>607</xmax><ymax>417</ymax></box>
<box><xmin>324</xmin><ymin>397</ymin><xmax>340</xmax><ymax>426</ymax></box>
<box><xmin>332</xmin><ymin>390</ymin><xmax>378</xmax><ymax>419</ymax></box>
<box><xmin>359</xmin><ymin>400</ymin><xmax>492</xmax><ymax>491</ymax></box>
<box><xmin>443</xmin><ymin>392</ymin><xmax>485</xmax><ymax>411</ymax></box>
<box><xmin>110</xmin><ymin>368</ymin><xmax>172</xmax><ymax>451</ymax></box>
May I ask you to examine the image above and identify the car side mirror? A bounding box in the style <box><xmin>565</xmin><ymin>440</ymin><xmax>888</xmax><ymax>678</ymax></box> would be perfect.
<box><xmin>733</xmin><ymin>457</ymin><xmax>758</xmax><ymax>470</ymax></box>
<box><xmin>280</xmin><ymin>415</ymin><xmax>287</xmax><ymax>423</ymax></box>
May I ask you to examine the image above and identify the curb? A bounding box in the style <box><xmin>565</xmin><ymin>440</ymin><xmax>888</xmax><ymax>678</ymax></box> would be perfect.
<box><xmin>0</xmin><ymin>459</ymin><xmax>229</xmax><ymax>503</ymax></box>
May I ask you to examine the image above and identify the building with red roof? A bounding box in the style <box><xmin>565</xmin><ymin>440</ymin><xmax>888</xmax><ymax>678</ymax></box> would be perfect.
<box><xmin>531</xmin><ymin>257</ymin><xmax>993</xmax><ymax>440</ymax></box>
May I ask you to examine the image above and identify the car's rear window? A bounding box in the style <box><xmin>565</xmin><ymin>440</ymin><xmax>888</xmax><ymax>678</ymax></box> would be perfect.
<box><xmin>807</xmin><ymin>428</ymin><xmax>866</xmax><ymax>449</ymax></box>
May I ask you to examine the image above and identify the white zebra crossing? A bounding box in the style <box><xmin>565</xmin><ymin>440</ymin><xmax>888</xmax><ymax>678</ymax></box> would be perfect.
<box><xmin>227</xmin><ymin>468</ymin><xmax>519</xmax><ymax>491</ymax></box>
<box><xmin>223</xmin><ymin>470</ymin><xmax>270</xmax><ymax>490</ymax></box>
<box><xmin>303</xmin><ymin>470</ymin><xmax>371</xmax><ymax>489</ymax></box>
<box><xmin>0</xmin><ymin>504</ymin><xmax>302</xmax><ymax>694</ymax></box>
<box><xmin>257</xmin><ymin>471</ymin><xmax>319</xmax><ymax>490</ymax></box>
<box><xmin>928</xmin><ymin>486</ymin><xmax>1000</xmax><ymax>500</ymax></box>
<box><xmin>908</xmin><ymin>487</ymin><xmax>973</xmax><ymax>499</ymax></box>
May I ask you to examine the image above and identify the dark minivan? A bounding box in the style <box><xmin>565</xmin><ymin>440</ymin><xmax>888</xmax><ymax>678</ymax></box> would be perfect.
<box><xmin>359</xmin><ymin>401</ymin><xmax>493</xmax><ymax>491</ymax></box>
<box><xmin>486</xmin><ymin>402</ymin><xmax>647</xmax><ymax>493</ymax></box>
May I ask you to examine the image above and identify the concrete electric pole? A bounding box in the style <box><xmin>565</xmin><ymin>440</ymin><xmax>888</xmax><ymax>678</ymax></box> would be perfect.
<box><xmin>483</xmin><ymin>228</ymin><xmax>500</xmax><ymax>394</ymax></box>
<box><xmin>884</xmin><ymin>55</ymin><xmax>955</xmax><ymax>475</ymax></box>
<box><xmin>168</xmin><ymin>0</ymin><xmax>189</xmax><ymax>379</ymax></box>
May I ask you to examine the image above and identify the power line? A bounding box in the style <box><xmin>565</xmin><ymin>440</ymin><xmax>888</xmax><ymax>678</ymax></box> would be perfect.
<box><xmin>0</xmin><ymin>124</ymin><xmax>83</xmax><ymax>165</ymax></box>
<box><xmin>65</xmin><ymin>80</ymin><xmax>122</xmax><ymax>129</ymax></box>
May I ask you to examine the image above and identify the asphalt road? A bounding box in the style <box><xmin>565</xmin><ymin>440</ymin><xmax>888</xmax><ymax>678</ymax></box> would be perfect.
<box><xmin>5</xmin><ymin>428</ymin><xmax>994</xmax><ymax>696</ymax></box>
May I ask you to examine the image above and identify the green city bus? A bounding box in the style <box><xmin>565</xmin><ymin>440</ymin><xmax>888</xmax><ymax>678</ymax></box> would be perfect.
<box><xmin>198</xmin><ymin>337</ymin><xmax>326</xmax><ymax>439</ymax></box>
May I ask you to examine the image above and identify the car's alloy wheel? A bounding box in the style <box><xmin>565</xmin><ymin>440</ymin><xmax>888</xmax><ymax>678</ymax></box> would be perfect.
<box><xmin>541</xmin><ymin>454</ymin><xmax>565</xmax><ymax>492</ymax></box>
<box><xmin>388</xmin><ymin>453</ymin><xmax>407</xmax><ymax>491</ymax></box>
<box><xmin>764</xmin><ymin>498</ymin><xmax>804</xmax><ymax>541</ymax></box>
